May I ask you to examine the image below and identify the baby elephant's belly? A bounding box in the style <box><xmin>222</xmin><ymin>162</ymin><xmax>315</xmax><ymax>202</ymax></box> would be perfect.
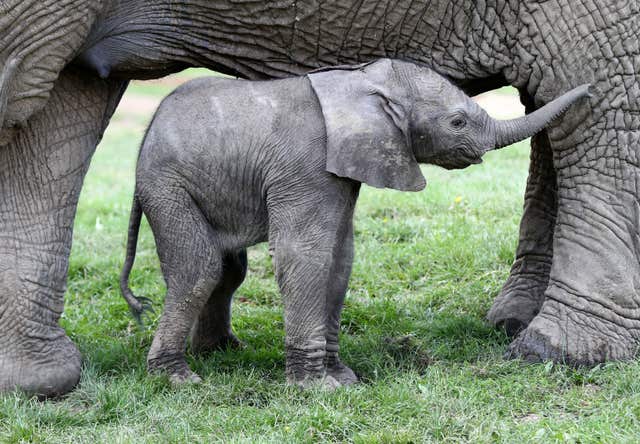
<box><xmin>137</xmin><ymin>164</ymin><xmax>270</xmax><ymax>254</ymax></box>
<box><xmin>188</xmin><ymin>165</ymin><xmax>269</xmax><ymax>249</ymax></box>
<box><xmin>198</xmin><ymin>192</ymin><xmax>270</xmax><ymax>250</ymax></box>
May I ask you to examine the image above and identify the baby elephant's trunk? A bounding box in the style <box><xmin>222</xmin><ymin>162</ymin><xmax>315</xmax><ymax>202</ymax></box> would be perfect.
<box><xmin>493</xmin><ymin>84</ymin><xmax>592</xmax><ymax>149</ymax></box>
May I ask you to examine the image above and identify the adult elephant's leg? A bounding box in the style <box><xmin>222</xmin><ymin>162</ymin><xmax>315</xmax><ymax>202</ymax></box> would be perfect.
<box><xmin>190</xmin><ymin>250</ymin><xmax>247</xmax><ymax>354</ymax></box>
<box><xmin>487</xmin><ymin>127</ymin><xmax>557</xmax><ymax>336</ymax></box>
<box><xmin>0</xmin><ymin>68</ymin><xmax>126</xmax><ymax>396</ymax></box>
<box><xmin>507</xmin><ymin>61</ymin><xmax>640</xmax><ymax>364</ymax></box>
<box><xmin>508</xmin><ymin>145</ymin><xmax>640</xmax><ymax>365</ymax></box>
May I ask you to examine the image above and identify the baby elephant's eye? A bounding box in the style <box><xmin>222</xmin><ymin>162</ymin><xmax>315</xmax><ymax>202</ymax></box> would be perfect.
<box><xmin>450</xmin><ymin>117</ymin><xmax>466</xmax><ymax>129</ymax></box>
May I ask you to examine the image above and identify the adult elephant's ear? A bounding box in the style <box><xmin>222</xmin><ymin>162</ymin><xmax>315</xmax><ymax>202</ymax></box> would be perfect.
<box><xmin>307</xmin><ymin>60</ymin><xmax>426</xmax><ymax>192</ymax></box>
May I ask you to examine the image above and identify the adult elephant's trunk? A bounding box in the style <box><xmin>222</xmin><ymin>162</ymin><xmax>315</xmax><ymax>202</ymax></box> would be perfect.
<box><xmin>0</xmin><ymin>58</ymin><xmax>18</xmax><ymax>128</ymax></box>
<box><xmin>493</xmin><ymin>84</ymin><xmax>592</xmax><ymax>149</ymax></box>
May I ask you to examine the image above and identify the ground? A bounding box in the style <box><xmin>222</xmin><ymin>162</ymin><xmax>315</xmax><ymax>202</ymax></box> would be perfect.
<box><xmin>1</xmin><ymin>70</ymin><xmax>639</xmax><ymax>443</ymax></box>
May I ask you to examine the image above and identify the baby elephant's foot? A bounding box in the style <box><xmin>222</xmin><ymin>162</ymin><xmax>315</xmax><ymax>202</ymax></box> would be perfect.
<box><xmin>169</xmin><ymin>370</ymin><xmax>202</xmax><ymax>385</ymax></box>
<box><xmin>286</xmin><ymin>346</ymin><xmax>342</xmax><ymax>390</ymax></box>
<box><xmin>190</xmin><ymin>331</ymin><xmax>244</xmax><ymax>355</ymax></box>
<box><xmin>289</xmin><ymin>374</ymin><xmax>342</xmax><ymax>391</ymax></box>
<box><xmin>325</xmin><ymin>356</ymin><xmax>359</xmax><ymax>386</ymax></box>
<box><xmin>148</xmin><ymin>353</ymin><xmax>202</xmax><ymax>386</ymax></box>
<box><xmin>285</xmin><ymin>349</ymin><xmax>356</xmax><ymax>390</ymax></box>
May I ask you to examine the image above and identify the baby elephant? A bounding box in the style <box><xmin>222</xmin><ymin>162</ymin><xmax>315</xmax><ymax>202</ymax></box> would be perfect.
<box><xmin>120</xmin><ymin>59</ymin><xmax>589</xmax><ymax>388</ymax></box>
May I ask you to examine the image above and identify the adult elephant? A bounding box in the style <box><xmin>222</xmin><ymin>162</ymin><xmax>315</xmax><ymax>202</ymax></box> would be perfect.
<box><xmin>0</xmin><ymin>0</ymin><xmax>635</xmax><ymax>396</ymax></box>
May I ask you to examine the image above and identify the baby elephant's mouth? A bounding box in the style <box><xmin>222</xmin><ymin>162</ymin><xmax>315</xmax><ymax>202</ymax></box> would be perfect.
<box><xmin>436</xmin><ymin>148</ymin><xmax>484</xmax><ymax>170</ymax></box>
<box><xmin>439</xmin><ymin>156</ymin><xmax>483</xmax><ymax>170</ymax></box>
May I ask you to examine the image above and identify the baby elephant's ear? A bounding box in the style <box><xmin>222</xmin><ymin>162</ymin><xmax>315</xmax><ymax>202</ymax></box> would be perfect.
<box><xmin>307</xmin><ymin>61</ymin><xmax>426</xmax><ymax>192</ymax></box>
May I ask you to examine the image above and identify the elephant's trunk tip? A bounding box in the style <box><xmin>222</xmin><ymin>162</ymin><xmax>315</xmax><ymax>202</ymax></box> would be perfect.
<box><xmin>493</xmin><ymin>83</ymin><xmax>593</xmax><ymax>149</ymax></box>
<box><xmin>578</xmin><ymin>83</ymin><xmax>594</xmax><ymax>99</ymax></box>
<box><xmin>541</xmin><ymin>83</ymin><xmax>593</xmax><ymax>125</ymax></box>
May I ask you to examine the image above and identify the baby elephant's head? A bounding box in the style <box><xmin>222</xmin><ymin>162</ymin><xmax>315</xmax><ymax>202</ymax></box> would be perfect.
<box><xmin>309</xmin><ymin>59</ymin><xmax>590</xmax><ymax>191</ymax></box>
<box><xmin>404</xmin><ymin>64</ymin><xmax>590</xmax><ymax>170</ymax></box>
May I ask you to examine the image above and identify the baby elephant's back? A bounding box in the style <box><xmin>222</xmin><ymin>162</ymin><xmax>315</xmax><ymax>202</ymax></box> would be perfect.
<box><xmin>138</xmin><ymin>75</ymin><xmax>322</xmax><ymax>176</ymax></box>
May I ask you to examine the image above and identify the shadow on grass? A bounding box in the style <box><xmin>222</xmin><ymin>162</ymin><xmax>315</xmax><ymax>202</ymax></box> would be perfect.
<box><xmin>75</xmin><ymin>298</ymin><xmax>512</xmax><ymax>389</ymax></box>
<box><xmin>70</xmin><ymin>321</ymin><xmax>616</xmax><ymax>403</ymax></box>
<box><xmin>342</xmin><ymin>315</ymin><xmax>510</xmax><ymax>382</ymax></box>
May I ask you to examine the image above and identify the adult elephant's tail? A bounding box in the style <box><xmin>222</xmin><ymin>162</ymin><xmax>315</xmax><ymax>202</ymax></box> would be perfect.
<box><xmin>120</xmin><ymin>195</ymin><xmax>154</xmax><ymax>323</ymax></box>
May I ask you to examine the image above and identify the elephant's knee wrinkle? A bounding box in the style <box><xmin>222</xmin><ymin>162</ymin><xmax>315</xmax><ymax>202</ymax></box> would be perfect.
<box><xmin>147</xmin><ymin>351</ymin><xmax>187</xmax><ymax>372</ymax></box>
<box><xmin>285</xmin><ymin>335</ymin><xmax>327</xmax><ymax>353</ymax></box>
<box><xmin>274</xmin><ymin>240</ymin><xmax>331</xmax><ymax>262</ymax></box>
<box><xmin>325</xmin><ymin>341</ymin><xmax>340</xmax><ymax>354</ymax></box>
<box><xmin>285</xmin><ymin>348</ymin><xmax>326</xmax><ymax>380</ymax></box>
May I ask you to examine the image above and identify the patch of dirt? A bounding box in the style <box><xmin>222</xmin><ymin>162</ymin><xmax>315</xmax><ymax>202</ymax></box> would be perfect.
<box><xmin>116</xmin><ymin>94</ymin><xmax>161</xmax><ymax>117</ymax></box>
<box><xmin>113</xmin><ymin>73</ymin><xmax>198</xmax><ymax>120</ymax></box>
<box><xmin>383</xmin><ymin>334</ymin><xmax>433</xmax><ymax>369</ymax></box>
<box><xmin>141</xmin><ymin>75</ymin><xmax>193</xmax><ymax>88</ymax></box>
<box><xmin>517</xmin><ymin>413</ymin><xmax>542</xmax><ymax>423</ymax></box>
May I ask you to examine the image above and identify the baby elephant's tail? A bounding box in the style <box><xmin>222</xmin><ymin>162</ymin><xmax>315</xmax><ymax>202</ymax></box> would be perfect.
<box><xmin>120</xmin><ymin>195</ymin><xmax>154</xmax><ymax>323</ymax></box>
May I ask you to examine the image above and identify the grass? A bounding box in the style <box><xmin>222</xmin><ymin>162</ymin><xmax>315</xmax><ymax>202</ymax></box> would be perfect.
<box><xmin>1</xmin><ymin>72</ymin><xmax>639</xmax><ymax>443</ymax></box>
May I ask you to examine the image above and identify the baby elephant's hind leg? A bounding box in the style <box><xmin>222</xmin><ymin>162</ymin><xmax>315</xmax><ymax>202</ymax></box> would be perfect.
<box><xmin>144</xmin><ymin>194</ymin><xmax>223</xmax><ymax>384</ymax></box>
<box><xmin>190</xmin><ymin>249</ymin><xmax>247</xmax><ymax>354</ymax></box>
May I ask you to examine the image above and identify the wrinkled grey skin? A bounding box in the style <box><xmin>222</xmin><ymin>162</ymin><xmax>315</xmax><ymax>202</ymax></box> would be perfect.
<box><xmin>0</xmin><ymin>0</ymin><xmax>633</xmax><ymax>396</ymax></box>
<box><xmin>119</xmin><ymin>60</ymin><xmax>588</xmax><ymax>387</ymax></box>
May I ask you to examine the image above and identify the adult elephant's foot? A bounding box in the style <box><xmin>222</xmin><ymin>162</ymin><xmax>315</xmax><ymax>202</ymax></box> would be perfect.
<box><xmin>488</xmin><ymin>129</ymin><xmax>557</xmax><ymax>337</ymax></box>
<box><xmin>0</xmin><ymin>332</ymin><xmax>82</xmax><ymax>398</ymax></box>
<box><xmin>506</xmin><ymin>296</ymin><xmax>638</xmax><ymax>365</ymax></box>
<box><xmin>169</xmin><ymin>371</ymin><xmax>202</xmax><ymax>385</ymax></box>
<box><xmin>501</xmin><ymin>167</ymin><xmax>640</xmax><ymax>365</ymax></box>
<box><xmin>286</xmin><ymin>347</ymin><xmax>344</xmax><ymax>390</ymax></box>
<box><xmin>487</xmin><ymin>255</ymin><xmax>551</xmax><ymax>337</ymax></box>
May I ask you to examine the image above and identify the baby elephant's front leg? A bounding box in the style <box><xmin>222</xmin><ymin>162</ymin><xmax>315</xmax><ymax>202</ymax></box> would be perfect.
<box><xmin>273</xmin><ymin>238</ymin><xmax>341</xmax><ymax>390</ymax></box>
<box><xmin>324</xmin><ymin>222</ymin><xmax>358</xmax><ymax>385</ymax></box>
